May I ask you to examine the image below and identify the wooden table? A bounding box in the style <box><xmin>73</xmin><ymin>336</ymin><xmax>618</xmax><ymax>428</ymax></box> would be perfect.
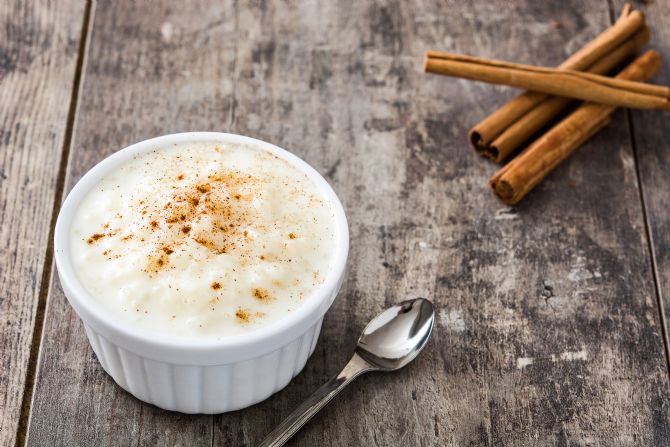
<box><xmin>3</xmin><ymin>1</ymin><xmax>670</xmax><ymax>445</ymax></box>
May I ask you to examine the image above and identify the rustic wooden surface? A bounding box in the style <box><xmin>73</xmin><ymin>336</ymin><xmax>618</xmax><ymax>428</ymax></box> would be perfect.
<box><xmin>613</xmin><ymin>0</ymin><xmax>670</xmax><ymax>356</ymax></box>
<box><xmin>0</xmin><ymin>1</ymin><xmax>87</xmax><ymax>446</ymax></box>
<box><xmin>0</xmin><ymin>0</ymin><xmax>667</xmax><ymax>445</ymax></box>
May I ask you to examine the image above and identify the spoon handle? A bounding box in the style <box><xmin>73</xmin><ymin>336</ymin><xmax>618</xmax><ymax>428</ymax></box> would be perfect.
<box><xmin>257</xmin><ymin>352</ymin><xmax>374</xmax><ymax>447</ymax></box>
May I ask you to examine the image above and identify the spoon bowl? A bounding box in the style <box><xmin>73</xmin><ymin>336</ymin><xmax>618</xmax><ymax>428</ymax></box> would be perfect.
<box><xmin>356</xmin><ymin>298</ymin><xmax>435</xmax><ymax>371</ymax></box>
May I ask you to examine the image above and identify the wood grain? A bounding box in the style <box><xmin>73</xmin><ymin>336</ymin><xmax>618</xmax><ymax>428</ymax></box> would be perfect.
<box><xmin>612</xmin><ymin>0</ymin><xmax>670</xmax><ymax>367</ymax></box>
<box><xmin>24</xmin><ymin>0</ymin><xmax>670</xmax><ymax>446</ymax></box>
<box><xmin>0</xmin><ymin>1</ymin><xmax>87</xmax><ymax>446</ymax></box>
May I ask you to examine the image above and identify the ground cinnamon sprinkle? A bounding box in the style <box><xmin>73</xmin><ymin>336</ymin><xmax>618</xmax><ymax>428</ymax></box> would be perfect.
<box><xmin>146</xmin><ymin>251</ymin><xmax>170</xmax><ymax>274</ymax></box>
<box><xmin>132</xmin><ymin>170</ymin><xmax>260</xmax><ymax>272</ymax></box>
<box><xmin>196</xmin><ymin>184</ymin><xmax>211</xmax><ymax>193</ymax></box>
<box><xmin>235</xmin><ymin>307</ymin><xmax>250</xmax><ymax>323</ymax></box>
<box><xmin>194</xmin><ymin>236</ymin><xmax>230</xmax><ymax>254</ymax></box>
<box><xmin>90</xmin><ymin>158</ymin><xmax>294</xmax><ymax>280</ymax></box>
<box><xmin>252</xmin><ymin>287</ymin><xmax>270</xmax><ymax>301</ymax></box>
<box><xmin>86</xmin><ymin>233</ymin><xmax>105</xmax><ymax>244</ymax></box>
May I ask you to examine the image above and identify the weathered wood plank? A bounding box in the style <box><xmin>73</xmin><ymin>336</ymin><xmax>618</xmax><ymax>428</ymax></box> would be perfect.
<box><xmin>0</xmin><ymin>1</ymin><xmax>87</xmax><ymax>446</ymax></box>
<box><xmin>25</xmin><ymin>0</ymin><xmax>241</xmax><ymax>444</ymax></box>
<box><xmin>612</xmin><ymin>0</ymin><xmax>670</xmax><ymax>365</ymax></box>
<box><xmin>214</xmin><ymin>0</ymin><xmax>670</xmax><ymax>445</ymax></box>
<box><xmin>27</xmin><ymin>0</ymin><xmax>670</xmax><ymax>446</ymax></box>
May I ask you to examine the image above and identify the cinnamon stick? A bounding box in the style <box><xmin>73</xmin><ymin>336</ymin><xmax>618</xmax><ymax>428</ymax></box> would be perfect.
<box><xmin>423</xmin><ymin>51</ymin><xmax>669</xmax><ymax>109</ymax></box>
<box><xmin>488</xmin><ymin>50</ymin><xmax>661</xmax><ymax>205</ymax></box>
<box><xmin>467</xmin><ymin>7</ymin><xmax>645</xmax><ymax>155</ymax></box>
<box><xmin>488</xmin><ymin>26</ymin><xmax>650</xmax><ymax>162</ymax></box>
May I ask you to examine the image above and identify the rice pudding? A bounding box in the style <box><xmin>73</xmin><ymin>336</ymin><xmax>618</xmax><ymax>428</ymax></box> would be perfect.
<box><xmin>69</xmin><ymin>140</ymin><xmax>337</xmax><ymax>338</ymax></box>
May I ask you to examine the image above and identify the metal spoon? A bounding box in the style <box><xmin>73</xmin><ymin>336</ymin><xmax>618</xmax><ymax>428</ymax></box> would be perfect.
<box><xmin>258</xmin><ymin>298</ymin><xmax>435</xmax><ymax>447</ymax></box>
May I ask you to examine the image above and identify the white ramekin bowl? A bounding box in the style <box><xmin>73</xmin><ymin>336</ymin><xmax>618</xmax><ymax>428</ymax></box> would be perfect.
<box><xmin>54</xmin><ymin>132</ymin><xmax>349</xmax><ymax>413</ymax></box>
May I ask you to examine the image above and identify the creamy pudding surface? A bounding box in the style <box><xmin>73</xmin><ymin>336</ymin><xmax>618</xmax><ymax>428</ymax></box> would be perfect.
<box><xmin>70</xmin><ymin>141</ymin><xmax>337</xmax><ymax>338</ymax></box>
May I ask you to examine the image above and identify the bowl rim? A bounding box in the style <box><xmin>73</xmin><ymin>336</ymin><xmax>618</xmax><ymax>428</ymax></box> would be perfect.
<box><xmin>54</xmin><ymin>132</ymin><xmax>349</xmax><ymax>363</ymax></box>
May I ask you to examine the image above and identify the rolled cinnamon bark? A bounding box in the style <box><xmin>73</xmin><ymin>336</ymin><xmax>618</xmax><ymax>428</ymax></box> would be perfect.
<box><xmin>488</xmin><ymin>50</ymin><xmax>661</xmax><ymax>205</ymax></box>
<box><xmin>467</xmin><ymin>7</ymin><xmax>645</xmax><ymax>156</ymax></box>
<box><xmin>488</xmin><ymin>26</ymin><xmax>650</xmax><ymax>162</ymax></box>
<box><xmin>423</xmin><ymin>51</ymin><xmax>669</xmax><ymax>109</ymax></box>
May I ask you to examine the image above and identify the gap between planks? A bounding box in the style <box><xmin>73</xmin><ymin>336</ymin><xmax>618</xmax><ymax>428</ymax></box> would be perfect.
<box><xmin>14</xmin><ymin>1</ymin><xmax>95</xmax><ymax>446</ymax></box>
